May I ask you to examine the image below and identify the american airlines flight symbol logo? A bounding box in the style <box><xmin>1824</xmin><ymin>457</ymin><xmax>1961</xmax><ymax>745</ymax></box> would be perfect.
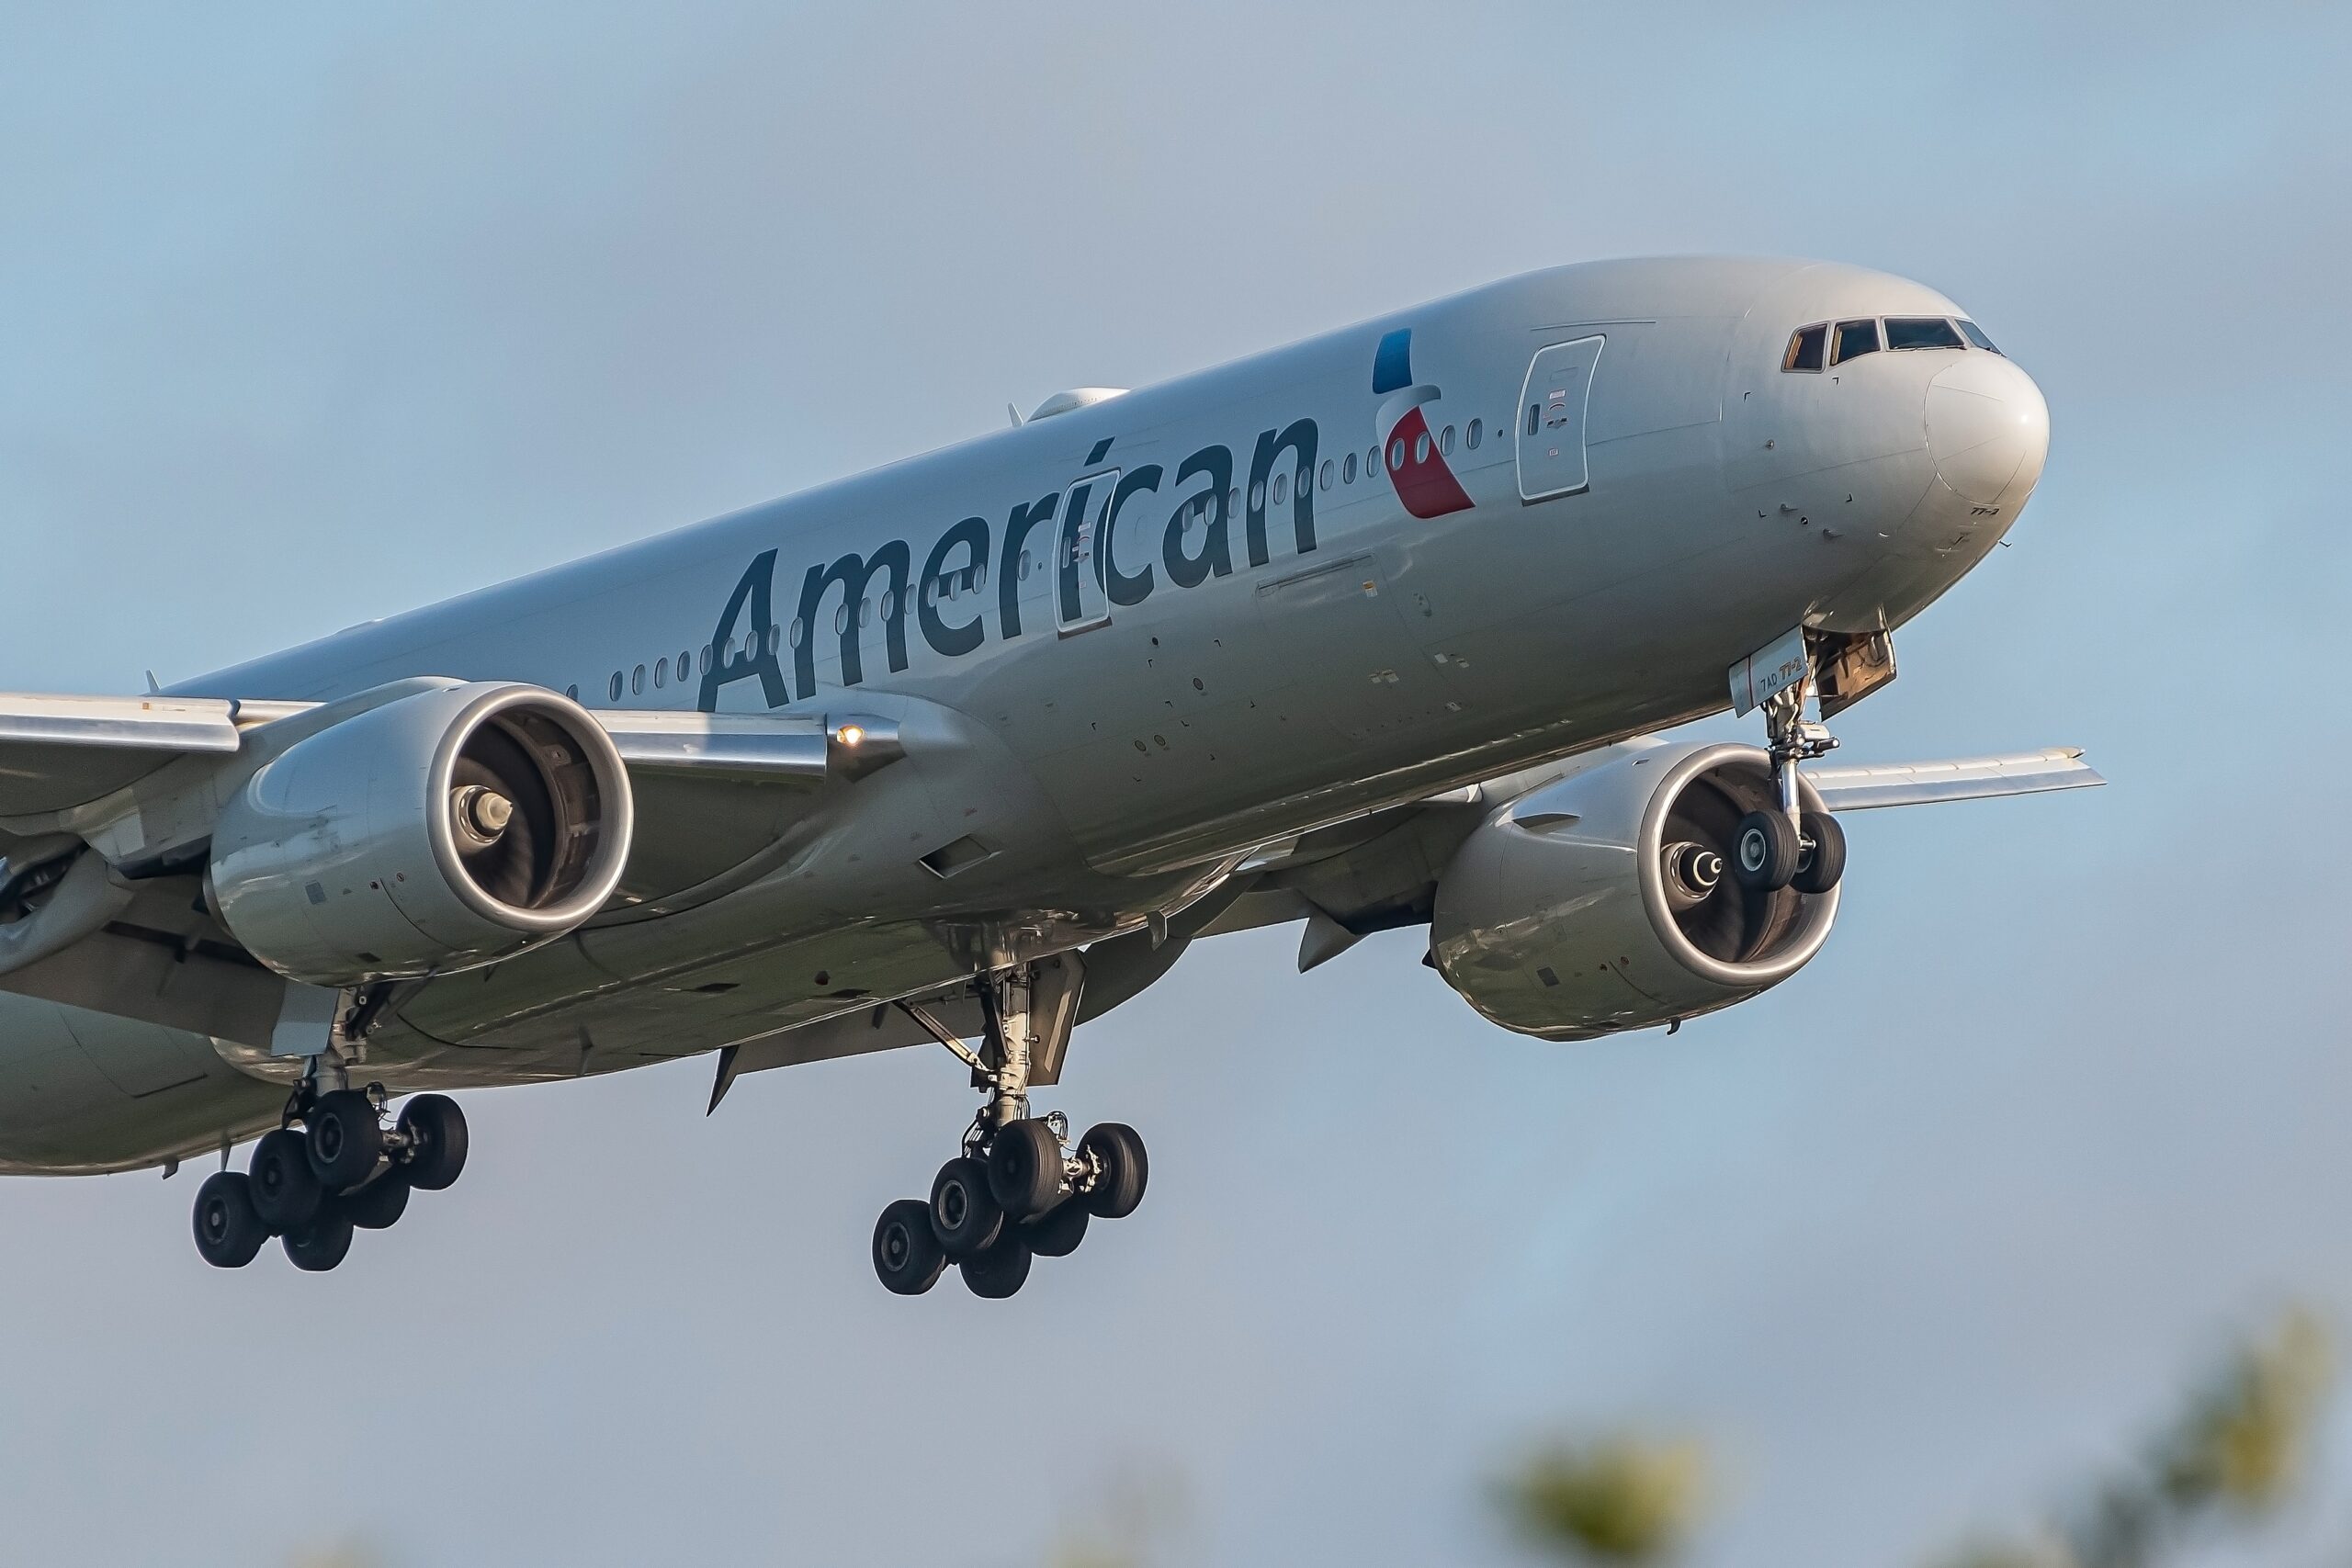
<box><xmin>1372</xmin><ymin>328</ymin><xmax>1473</xmax><ymax>520</ymax></box>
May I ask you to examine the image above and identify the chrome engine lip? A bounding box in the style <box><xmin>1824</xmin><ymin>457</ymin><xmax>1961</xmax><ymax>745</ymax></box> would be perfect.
<box><xmin>1634</xmin><ymin>740</ymin><xmax>1838</xmax><ymax>989</ymax></box>
<box><xmin>424</xmin><ymin>682</ymin><xmax>634</xmax><ymax>932</ymax></box>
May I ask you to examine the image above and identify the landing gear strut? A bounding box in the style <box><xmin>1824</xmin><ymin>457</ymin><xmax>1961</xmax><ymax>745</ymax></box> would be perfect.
<box><xmin>191</xmin><ymin>1058</ymin><xmax>470</xmax><ymax>1272</ymax></box>
<box><xmin>1732</xmin><ymin>682</ymin><xmax>1847</xmax><ymax>894</ymax></box>
<box><xmin>871</xmin><ymin>960</ymin><xmax>1147</xmax><ymax>1298</ymax></box>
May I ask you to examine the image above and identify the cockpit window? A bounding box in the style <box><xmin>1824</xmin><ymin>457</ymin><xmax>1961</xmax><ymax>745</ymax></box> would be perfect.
<box><xmin>1885</xmin><ymin>317</ymin><xmax>1965</xmax><ymax>351</ymax></box>
<box><xmin>1957</xmin><ymin>319</ymin><xmax>2002</xmax><ymax>355</ymax></box>
<box><xmin>1830</xmin><ymin>319</ymin><xmax>1881</xmax><ymax>366</ymax></box>
<box><xmin>1781</xmin><ymin>323</ymin><xmax>1826</xmax><ymax>373</ymax></box>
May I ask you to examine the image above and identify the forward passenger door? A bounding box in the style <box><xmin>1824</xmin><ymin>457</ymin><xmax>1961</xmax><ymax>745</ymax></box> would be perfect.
<box><xmin>1516</xmin><ymin>336</ymin><xmax>1604</xmax><ymax>502</ymax></box>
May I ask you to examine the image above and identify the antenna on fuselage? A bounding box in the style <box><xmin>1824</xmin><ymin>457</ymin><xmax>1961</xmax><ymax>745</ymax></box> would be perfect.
<box><xmin>1006</xmin><ymin>401</ymin><xmax>1023</xmax><ymax>429</ymax></box>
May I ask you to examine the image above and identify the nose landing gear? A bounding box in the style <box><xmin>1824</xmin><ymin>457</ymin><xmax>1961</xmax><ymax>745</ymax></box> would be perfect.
<box><xmin>191</xmin><ymin>1066</ymin><xmax>470</xmax><ymax>1272</ymax></box>
<box><xmin>1731</xmin><ymin>681</ymin><xmax>1848</xmax><ymax>894</ymax></box>
<box><xmin>872</xmin><ymin>961</ymin><xmax>1147</xmax><ymax>1299</ymax></box>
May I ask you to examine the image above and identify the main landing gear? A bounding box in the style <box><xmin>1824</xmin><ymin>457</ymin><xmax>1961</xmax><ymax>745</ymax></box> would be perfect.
<box><xmin>1731</xmin><ymin>682</ymin><xmax>1847</xmax><ymax>896</ymax></box>
<box><xmin>871</xmin><ymin>962</ymin><xmax>1147</xmax><ymax>1300</ymax></box>
<box><xmin>192</xmin><ymin>1069</ymin><xmax>469</xmax><ymax>1272</ymax></box>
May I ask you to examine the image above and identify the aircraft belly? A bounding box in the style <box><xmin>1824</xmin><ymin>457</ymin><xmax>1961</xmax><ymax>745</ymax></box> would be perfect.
<box><xmin>356</xmin><ymin>919</ymin><xmax>967</xmax><ymax>1086</ymax></box>
<box><xmin>0</xmin><ymin>994</ymin><xmax>280</xmax><ymax>1174</ymax></box>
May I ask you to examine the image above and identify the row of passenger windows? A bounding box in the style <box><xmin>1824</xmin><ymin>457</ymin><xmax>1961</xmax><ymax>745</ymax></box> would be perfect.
<box><xmin>1781</xmin><ymin>315</ymin><xmax>2001</xmax><ymax>373</ymax></box>
<box><xmin>578</xmin><ymin>417</ymin><xmax>1498</xmax><ymax>703</ymax></box>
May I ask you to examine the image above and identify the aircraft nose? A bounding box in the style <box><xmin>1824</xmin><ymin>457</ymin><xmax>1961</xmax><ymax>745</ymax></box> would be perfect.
<box><xmin>1924</xmin><ymin>355</ymin><xmax>2049</xmax><ymax>507</ymax></box>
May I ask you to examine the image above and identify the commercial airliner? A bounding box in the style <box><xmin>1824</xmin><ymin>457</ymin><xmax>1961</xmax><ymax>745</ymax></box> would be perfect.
<box><xmin>0</xmin><ymin>256</ymin><xmax>2092</xmax><ymax>1296</ymax></box>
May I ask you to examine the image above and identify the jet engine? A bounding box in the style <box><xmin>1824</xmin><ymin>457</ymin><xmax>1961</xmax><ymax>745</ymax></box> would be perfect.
<box><xmin>208</xmin><ymin>682</ymin><xmax>633</xmax><ymax>987</ymax></box>
<box><xmin>1430</xmin><ymin>742</ymin><xmax>1838</xmax><ymax>1040</ymax></box>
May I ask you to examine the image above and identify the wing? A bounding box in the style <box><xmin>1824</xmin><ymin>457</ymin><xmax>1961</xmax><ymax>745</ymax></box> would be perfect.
<box><xmin>713</xmin><ymin>737</ymin><xmax>2112</xmax><ymax>1105</ymax></box>
<box><xmin>0</xmin><ymin>694</ymin><xmax>304</xmax><ymax>819</ymax></box>
<box><xmin>0</xmin><ymin>690</ymin><xmax>899</xmax><ymax>822</ymax></box>
<box><xmin>1180</xmin><ymin>745</ymin><xmax>2107</xmax><ymax>974</ymax></box>
<box><xmin>1803</xmin><ymin>748</ymin><xmax>2105</xmax><ymax>811</ymax></box>
<box><xmin>0</xmin><ymin>689</ymin><xmax>910</xmax><ymax>1058</ymax></box>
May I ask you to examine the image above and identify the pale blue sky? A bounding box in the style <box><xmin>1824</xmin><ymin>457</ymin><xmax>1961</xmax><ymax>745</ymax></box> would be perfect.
<box><xmin>3</xmin><ymin>5</ymin><xmax>2349</xmax><ymax>1564</ymax></box>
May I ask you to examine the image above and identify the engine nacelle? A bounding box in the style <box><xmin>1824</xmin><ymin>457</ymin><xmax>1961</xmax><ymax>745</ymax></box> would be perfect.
<box><xmin>209</xmin><ymin>682</ymin><xmax>633</xmax><ymax>987</ymax></box>
<box><xmin>1430</xmin><ymin>741</ymin><xmax>1838</xmax><ymax>1040</ymax></box>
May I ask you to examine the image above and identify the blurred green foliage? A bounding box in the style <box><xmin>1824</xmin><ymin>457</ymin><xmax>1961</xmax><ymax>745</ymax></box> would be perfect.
<box><xmin>1488</xmin><ymin>1310</ymin><xmax>2331</xmax><ymax>1567</ymax></box>
<box><xmin>1931</xmin><ymin>1309</ymin><xmax>2333</xmax><ymax>1568</ymax></box>
<box><xmin>1498</xmin><ymin>1434</ymin><xmax>1710</xmax><ymax>1562</ymax></box>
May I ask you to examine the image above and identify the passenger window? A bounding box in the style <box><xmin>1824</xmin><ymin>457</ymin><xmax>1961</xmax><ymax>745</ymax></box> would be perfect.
<box><xmin>631</xmin><ymin>664</ymin><xmax>646</xmax><ymax>695</ymax></box>
<box><xmin>653</xmin><ymin>658</ymin><xmax>667</xmax><ymax>688</ymax></box>
<box><xmin>1957</xmin><ymin>320</ymin><xmax>2003</xmax><ymax>355</ymax></box>
<box><xmin>834</xmin><ymin>604</ymin><xmax>850</xmax><ymax>636</ymax></box>
<box><xmin>1272</xmin><ymin>474</ymin><xmax>1287</xmax><ymax>507</ymax></box>
<box><xmin>1885</xmin><ymin>317</ymin><xmax>1965</xmax><ymax>351</ymax></box>
<box><xmin>1466</xmin><ymin>417</ymin><xmax>1482</xmax><ymax>450</ymax></box>
<box><xmin>1388</xmin><ymin>438</ymin><xmax>1406</xmax><ymax>471</ymax></box>
<box><xmin>1342</xmin><ymin>451</ymin><xmax>1357</xmax><ymax>484</ymax></box>
<box><xmin>1020</xmin><ymin>548</ymin><xmax>1032</xmax><ymax>580</ymax></box>
<box><xmin>1227</xmin><ymin>487</ymin><xmax>1240</xmax><ymax>516</ymax></box>
<box><xmin>1525</xmin><ymin>402</ymin><xmax>1539</xmax><ymax>437</ymax></box>
<box><xmin>1830</xmin><ymin>319</ymin><xmax>1881</xmax><ymax>365</ymax></box>
<box><xmin>565</xmin><ymin>683</ymin><xmax>578</xmax><ymax>700</ymax></box>
<box><xmin>700</xmin><ymin>645</ymin><xmax>712</xmax><ymax>674</ymax></box>
<box><xmin>1320</xmin><ymin>459</ymin><xmax>1334</xmax><ymax>491</ymax></box>
<box><xmin>1439</xmin><ymin>424</ymin><xmax>1454</xmax><ymax>456</ymax></box>
<box><xmin>1365</xmin><ymin>447</ymin><xmax>1378</xmax><ymax>476</ymax></box>
<box><xmin>1782</xmin><ymin>323</ymin><xmax>1827</xmax><ymax>372</ymax></box>
<box><xmin>1250</xmin><ymin>480</ymin><xmax>1265</xmax><ymax>511</ymax></box>
<box><xmin>608</xmin><ymin>672</ymin><xmax>622</xmax><ymax>702</ymax></box>
<box><xmin>789</xmin><ymin>618</ymin><xmax>804</xmax><ymax>647</ymax></box>
<box><xmin>1414</xmin><ymin>433</ymin><xmax>1430</xmax><ymax>464</ymax></box>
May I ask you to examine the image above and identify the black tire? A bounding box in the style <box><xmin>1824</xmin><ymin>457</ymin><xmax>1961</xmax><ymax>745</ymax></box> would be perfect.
<box><xmin>960</xmin><ymin>1235</ymin><xmax>1033</xmax><ymax>1299</ymax></box>
<box><xmin>1792</xmin><ymin>809</ymin><xmax>1847</xmax><ymax>895</ymax></box>
<box><xmin>988</xmin><ymin>1118</ymin><xmax>1064</xmax><ymax>1219</ymax></box>
<box><xmin>929</xmin><ymin>1156</ymin><xmax>1003</xmax><ymax>1258</ymax></box>
<box><xmin>191</xmin><ymin>1171</ymin><xmax>268</xmax><ymax>1268</ymax></box>
<box><xmin>283</xmin><ymin>1205</ymin><xmax>355</xmax><ymax>1271</ymax></box>
<box><xmin>248</xmin><ymin>1127</ymin><xmax>324</xmax><ymax>1234</ymax></box>
<box><xmin>305</xmin><ymin>1089</ymin><xmax>383</xmax><ymax>1192</ymax></box>
<box><xmin>1079</xmin><ymin>1122</ymin><xmax>1148</xmax><ymax>1220</ymax></box>
<box><xmin>873</xmin><ymin>1198</ymin><xmax>946</xmax><ymax>1296</ymax></box>
<box><xmin>1732</xmin><ymin>809</ymin><xmax>1801</xmax><ymax>891</ymax></box>
<box><xmin>343</xmin><ymin>1169</ymin><xmax>413</xmax><ymax>1230</ymax></box>
<box><xmin>397</xmin><ymin>1094</ymin><xmax>469</xmax><ymax>1191</ymax></box>
<box><xmin>1022</xmin><ymin>1199</ymin><xmax>1090</xmax><ymax>1258</ymax></box>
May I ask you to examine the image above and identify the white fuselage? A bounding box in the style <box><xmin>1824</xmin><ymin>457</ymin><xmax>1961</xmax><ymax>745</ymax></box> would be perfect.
<box><xmin>2</xmin><ymin>255</ymin><xmax>2049</xmax><ymax>1170</ymax></box>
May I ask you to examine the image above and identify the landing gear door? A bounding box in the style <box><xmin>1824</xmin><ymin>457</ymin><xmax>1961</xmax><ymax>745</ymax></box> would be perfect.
<box><xmin>1056</xmin><ymin>469</ymin><xmax>1117</xmax><ymax>636</ymax></box>
<box><xmin>1516</xmin><ymin>336</ymin><xmax>1604</xmax><ymax>502</ymax></box>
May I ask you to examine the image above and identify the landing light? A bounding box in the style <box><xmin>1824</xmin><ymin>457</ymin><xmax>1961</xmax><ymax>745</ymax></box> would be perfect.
<box><xmin>835</xmin><ymin>724</ymin><xmax>865</xmax><ymax>749</ymax></box>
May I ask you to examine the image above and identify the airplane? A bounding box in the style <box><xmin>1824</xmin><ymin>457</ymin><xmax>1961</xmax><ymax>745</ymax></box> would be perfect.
<box><xmin>0</xmin><ymin>255</ymin><xmax>2094</xmax><ymax>1297</ymax></box>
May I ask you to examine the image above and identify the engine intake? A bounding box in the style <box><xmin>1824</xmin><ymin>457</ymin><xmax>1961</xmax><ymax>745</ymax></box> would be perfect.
<box><xmin>1430</xmin><ymin>741</ymin><xmax>1838</xmax><ymax>1040</ymax></box>
<box><xmin>209</xmin><ymin>682</ymin><xmax>634</xmax><ymax>987</ymax></box>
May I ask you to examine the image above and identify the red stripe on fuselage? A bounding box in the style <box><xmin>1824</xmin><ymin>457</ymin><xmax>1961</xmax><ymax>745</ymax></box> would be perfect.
<box><xmin>1385</xmin><ymin>406</ymin><xmax>1473</xmax><ymax>519</ymax></box>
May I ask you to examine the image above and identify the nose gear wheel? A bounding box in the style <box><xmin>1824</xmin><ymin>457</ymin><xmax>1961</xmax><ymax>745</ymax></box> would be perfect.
<box><xmin>1755</xmin><ymin>661</ymin><xmax>1847</xmax><ymax>896</ymax></box>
